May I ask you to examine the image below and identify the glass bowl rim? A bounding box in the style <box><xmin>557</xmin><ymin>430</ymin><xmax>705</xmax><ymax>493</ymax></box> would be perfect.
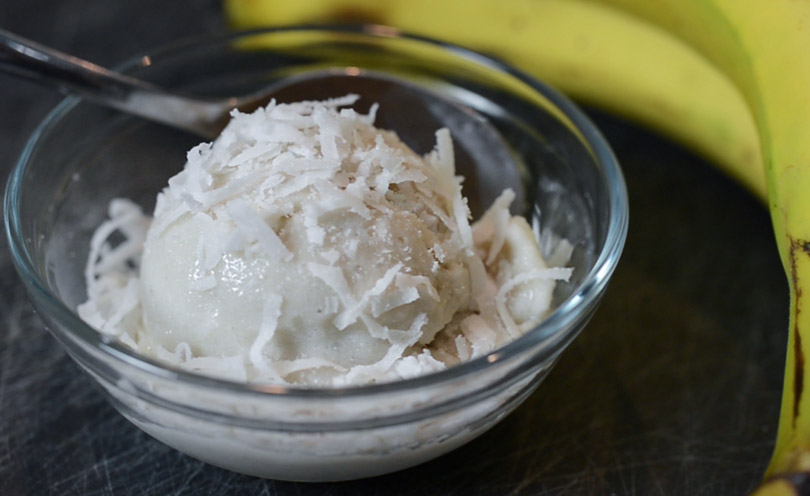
<box><xmin>3</xmin><ymin>24</ymin><xmax>628</xmax><ymax>400</ymax></box>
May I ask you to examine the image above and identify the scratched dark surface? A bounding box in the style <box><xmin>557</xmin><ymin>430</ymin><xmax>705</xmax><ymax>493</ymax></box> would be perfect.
<box><xmin>0</xmin><ymin>1</ymin><xmax>788</xmax><ymax>494</ymax></box>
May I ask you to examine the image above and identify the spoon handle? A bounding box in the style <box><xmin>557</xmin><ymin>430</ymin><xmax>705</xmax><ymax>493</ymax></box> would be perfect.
<box><xmin>0</xmin><ymin>29</ymin><xmax>227</xmax><ymax>138</ymax></box>
<box><xmin>0</xmin><ymin>28</ymin><xmax>161</xmax><ymax>101</ymax></box>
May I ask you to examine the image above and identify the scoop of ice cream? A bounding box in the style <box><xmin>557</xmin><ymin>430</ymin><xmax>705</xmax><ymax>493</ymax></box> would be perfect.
<box><xmin>78</xmin><ymin>95</ymin><xmax>574</xmax><ymax>387</ymax></box>
<box><xmin>138</xmin><ymin>95</ymin><xmax>475</xmax><ymax>378</ymax></box>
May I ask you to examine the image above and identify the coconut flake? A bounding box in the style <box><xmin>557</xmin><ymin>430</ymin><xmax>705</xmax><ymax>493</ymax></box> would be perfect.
<box><xmin>547</xmin><ymin>238</ymin><xmax>575</xmax><ymax>268</ymax></box>
<box><xmin>392</xmin><ymin>350</ymin><xmax>445</xmax><ymax>379</ymax></box>
<box><xmin>395</xmin><ymin>273</ymin><xmax>440</xmax><ymax>302</ymax></box>
<box><xmin>84</xmin><ymin>199</ymin><xmax>149</xmax><ymax>300</ymax></box>
<box><xmin>99</xmin><ymin>277</ymin><xmax>140</xmax><ymax>335</ymax></box>
<box><xmin>225</xmin><ymin>198</ymin><xmax>292</xmax><ymax>260</ymax></box>
<box><xmin>226</xmin><ymin>142</ymin><xmax>281</xmax><ymax>168</ymax></box>
<box><xmin>495</xmin><ymin>268</ymin><xmax>573</xmax><ymax>337</ymax></box>
<box><xmin>371</xmin><ymin>286</ymin><xmax>420</xmax><ymax>318</ymax></box>
<box><xmin>249</xmin><ymin>293</ymin><xmax>283</xmax><ymax>376</ymax></box>
<box><xmin>460</xmin><ymin>314</ymin><xmax>498</xmax><ymax>357</ymax></box>
<box><xmin>307</xmin><ymin>262</ymin><xmax>358</xmax><ymax>321</ymax></box>
<box><xmin>333</xmin><ymin>263</ymin><xmax>403</xmax><ymax>331</ymax></box>
<box><xmin>473</xmin><ymin>188</ymin><xmax>516</xmax><ymax>265</ymax></box>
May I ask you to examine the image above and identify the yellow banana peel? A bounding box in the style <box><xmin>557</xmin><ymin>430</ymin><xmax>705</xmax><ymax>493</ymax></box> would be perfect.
<box><xmin>751</xmin><ymin>478</ymin><xmax>805</xmax><ymax>496</ymax></box>
<box><xmin>225</xmin><ymin>0</ymin><xmax>765</xmax><ymax>200</ymax></box>
<box><xmin>594</xmin><ymin>0</ymin><xmax>810</xmax><ymax>485</ymax></box>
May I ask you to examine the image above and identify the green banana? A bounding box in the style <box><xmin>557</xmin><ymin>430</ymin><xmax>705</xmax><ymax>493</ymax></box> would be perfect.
<box><xmin>225</xmin><ymin>0</ymin><xmax>765</xmax><ymax>200</ymax></box>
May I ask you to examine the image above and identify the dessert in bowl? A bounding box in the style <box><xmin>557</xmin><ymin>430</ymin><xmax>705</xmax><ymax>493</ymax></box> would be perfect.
<box><xmin>5</xmin><ymin>26</ymin><xmax>627</xmax><ymax>481</ymax></box>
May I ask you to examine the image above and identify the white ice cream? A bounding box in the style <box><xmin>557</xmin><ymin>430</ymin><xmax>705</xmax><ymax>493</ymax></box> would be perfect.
<box><xmin>79</xmin><ymin>95</ymin><xmax>572</xmax><ymax>387</ymax></box>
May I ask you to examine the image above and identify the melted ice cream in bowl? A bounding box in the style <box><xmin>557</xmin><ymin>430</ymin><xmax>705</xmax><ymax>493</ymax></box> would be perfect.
<box><xmin>5</xmin><ymin>27</ymin><xmax>627</xmax><ymax>481</ymax></box>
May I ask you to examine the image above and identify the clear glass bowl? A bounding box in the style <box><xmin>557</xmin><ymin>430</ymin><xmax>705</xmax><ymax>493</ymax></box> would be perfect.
<box><xmin>4</xmin><ymin>26</ymin><xmax>628</xmax><ymax>481</ymax></box>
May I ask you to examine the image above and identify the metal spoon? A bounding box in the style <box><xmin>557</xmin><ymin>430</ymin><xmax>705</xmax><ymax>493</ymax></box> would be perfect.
<box><xmin>0</xmin><ymin>28</ymin><xmax>524</xmax><ymax>216</ymax></box>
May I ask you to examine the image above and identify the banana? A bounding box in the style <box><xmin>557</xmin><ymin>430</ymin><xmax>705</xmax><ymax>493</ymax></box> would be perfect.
<box><xmin>588</xmin><ymin>1</ymin><xmax>810</xmax><ymax>490</ymax></box>
<box><xmin>224</xmin><ymin>0</ymin><xmax>765</xmax><ymax>200</ymax></box>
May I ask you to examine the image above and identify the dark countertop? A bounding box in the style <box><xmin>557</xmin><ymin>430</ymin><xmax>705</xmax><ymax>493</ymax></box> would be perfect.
<box><xmin>0</xmin><ymin>1</ymin><xmax>788</xmax><ymax>494</ymax></box>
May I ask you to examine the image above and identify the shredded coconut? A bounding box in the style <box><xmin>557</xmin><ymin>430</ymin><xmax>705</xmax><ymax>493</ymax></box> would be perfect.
<box><xmin>78</xmin><ymin>97</ymin><xmax>573</xmax><ymax>387</ymax></box>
